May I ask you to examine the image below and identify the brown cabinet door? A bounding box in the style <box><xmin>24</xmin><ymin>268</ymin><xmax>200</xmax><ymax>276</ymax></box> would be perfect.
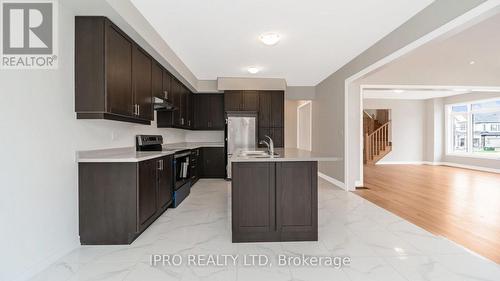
<box><xmin>232</xmin><ymin>162</ymin><xmax>276</xmax><ymax>239</ymax></box>
<box><xmin>105</xmin><ymin>24</ymin><xmax>133</xmax><ymax>116</ymax></box>
<box><xmin>202</xmin><ymin>147</ymin><xmax>225</xmax><ymax>178</ymax></box>
<box><xmin>132</xmin><ymin>46</ymin><xmax>153</xmax><ymax>120</ymax></box>
<box><xmin>152</xmin><ymin>62</ymin><xmax>163</xmax><ymax>100</ymax></box>
<box><xmin>193</xmin><ymin>94</ymin><xmax>209</xmax><ymax>129</ymax></box>
<box><xmin>185</xmin><ymin>90</ymin><xmax>193</xmax><ymax>128</ymax></box>
<box><xmin>258</xmin><ymin>91</ymin><xmax>271</xmax><ymax>128</ymax></box>
<box><xmin>162</xmin><ymin>70</ymin><xmax>171</xmax><ymax>101</ymax></box>
<box><xmin>242</xmin><ymin>91</ymin><xmax>259</xmax><ymax>111</ymax></box>
<box><xmin>171</xmin><ymin>79</ymin><xmax>181</xmax><ymax>126</ymax></box>
<box><xmin>210</xmin><ymin>94</ymin><xmax>225</xmax><ymax>129</ymax></box>
<box><xmin>224</xmin><ymin>91</ymin><xmax>242</xmax><ymax>111</ymax></box>
<box><xmin>276</xmin><ymin>162</ymin><xmax>317</xmax><ymax>234</ymax></box>
<box><xmin>157</xmin><ymin>156</ymin><xmax>173</xmax><ymax>210</ymax></box>
<box><xmin>271</xmin><ymin>128</ymin><xmax>284</xmax><ymax>148</ymax></box>
<box><xmin>271</xmin><ymin>91</ymin><xmax>284</xmax><ymax>127</ymax></box>
<box><xmin>138</xmin><ymin>159</ymin><xmax>158</xmax><ymax>228</ymax></box>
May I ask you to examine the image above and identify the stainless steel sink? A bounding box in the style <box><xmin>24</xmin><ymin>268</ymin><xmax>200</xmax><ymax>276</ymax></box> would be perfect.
<box><xmin>239</xmin><ymin>150</ymin><xmax>268</xmax><ymax>156</ymax></box>
<box><xmin>239</xmin><ymin>150</ymin><xmax>280</xmax><ymax>158</ymax></box>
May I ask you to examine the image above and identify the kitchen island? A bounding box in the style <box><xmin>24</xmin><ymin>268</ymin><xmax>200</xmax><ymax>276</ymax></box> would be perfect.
<box><xmin>230</xmin><ymin>148</ymin><xmax>341</xmax><ymax>243</ymax></box>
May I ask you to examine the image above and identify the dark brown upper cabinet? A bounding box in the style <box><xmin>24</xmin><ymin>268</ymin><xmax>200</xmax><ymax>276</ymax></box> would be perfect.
<box><xmin>270</xmin><ymin>91</ymin><xmax>284</xmax><ymax>127</ymax></box>
<box><xmin>193</xmin><ymin>94</ymin><xmax>224</xmax><ymax>130</ymax></box>
<box><xmin>242</xmin><ymin>91</ymin><xmax>259</xmax><ymax>111</ymax></box>
<box><xmin>132</xmin><ymin>46</ymin><xmax>153</xmax><ymax>121</ymax></box>
<box><xmin>258</xmin><ymin>91</ymin><xmax>272</xmax><ymax>127</ymax></box>
<box><xmin>162</xmin><ymin>70</ymin><xmax>172</xmax><ymax>102</ymax></box>
<box><xmin>224</xmin><ymin>90</ymin><xmax>259</xmax><ymax>112</ymax></box>
<box><xmin>75</xmin><ymin>16</ymin><xmax>153</xmax><ymax>125</ymax></box>
<box><xmin>224</xmin><ymin>91</ymin><xmax>243</xmax><ymax>111</ymax></box>
<box><xmin>152</xmin><ymin>62</ymin><xmax>163</xmax><ymax>100</ymax></box>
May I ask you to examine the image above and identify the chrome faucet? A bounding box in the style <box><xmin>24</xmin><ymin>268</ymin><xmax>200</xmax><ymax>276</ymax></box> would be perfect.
<box><xmin>259</xmin><ymin>135</ymin><xmax>274</xmax><ymax>156</ymax></box>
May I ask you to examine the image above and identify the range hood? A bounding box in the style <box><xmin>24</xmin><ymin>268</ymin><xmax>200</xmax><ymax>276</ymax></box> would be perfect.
<box><xmin>153</xmin><ymin>97</ymin><xmax>176</xmax><ymax>111</ymax></box>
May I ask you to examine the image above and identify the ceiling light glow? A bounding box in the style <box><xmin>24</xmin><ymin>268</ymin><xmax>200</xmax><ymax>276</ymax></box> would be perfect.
<box><xmin>247</xmin><ymin>67</ymin><xmax>259</xmax><ymax>74</ymax></box>
<box><xmin>393</xmin><ymin>89</ymin><xmax>405</xmax><ymax>93</ymax></box>
<box><xmin>469</xmin><ymin>61</ymin><xmax>475</xmax><ymax>65</ymax></box>
<box><xmin>259</xmin><ymin>32</ymin><xmax>281</xmax><ymax>46</ymax></box>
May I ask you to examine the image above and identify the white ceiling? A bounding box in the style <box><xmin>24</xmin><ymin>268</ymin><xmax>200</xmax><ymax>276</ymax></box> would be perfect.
<box><xmin>363</xmin><ymin>87</ymin><xmax>500</xmax><ymax>100</ymax></box>
<box><xmin>130</xmin><ymin>0</ymin><xmax>434</xmax><ymax>86</ymax></box>
<box><xmin>361</xmin><ymin>11</ymin><xmax>500</xmax><ymax>87</ymax></box>
<box><xmin>363</xmin><ymin>89</ymin><xmax>469</xmax><ymax>100</ymax></box>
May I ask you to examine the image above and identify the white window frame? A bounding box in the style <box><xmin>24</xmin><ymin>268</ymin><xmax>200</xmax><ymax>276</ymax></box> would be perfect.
<box><xmin>445</xmin><ymin>97</ymin><xmax>500</xmax><ymax>160</ymax></box>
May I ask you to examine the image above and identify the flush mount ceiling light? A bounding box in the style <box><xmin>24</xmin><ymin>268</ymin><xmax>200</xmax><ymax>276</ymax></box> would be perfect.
<box><xmin>247</xmin><ymin>67</ymin><xmax>259</xmax><ymax>74</ymax></box>
<box><xmin>259</xmin><ymin>32</ymin><xmax>281</xmax><ymax>46</ymax></box>
<box><xmin>469</xmin><ymin>60</ymin><xmax>476</xmax><ymax>65</ymax></box>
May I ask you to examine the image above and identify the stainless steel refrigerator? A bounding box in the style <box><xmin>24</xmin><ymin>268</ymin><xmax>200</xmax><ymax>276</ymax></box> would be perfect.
<box><xmin>226</xmin><ymin>113</ymin><xmax>257</xmax><ymax>178</ymax></box>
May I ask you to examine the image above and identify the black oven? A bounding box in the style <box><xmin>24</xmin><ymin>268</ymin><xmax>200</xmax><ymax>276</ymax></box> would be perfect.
<box><xmin>172</xmin><ymin>150</ymin><xmax>191</xmax><ymax>207</ymax></box>
<box><xmin>174</xmin><ymin>150</ymin><xmax>190</xmax><ymax>189</ymax></box>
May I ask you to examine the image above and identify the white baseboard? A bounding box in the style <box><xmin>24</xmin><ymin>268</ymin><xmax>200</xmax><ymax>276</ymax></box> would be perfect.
<box><xmin>435</xmin><ymin>161</ymin><xmax>500</xmax><ymax>174</ymax></box>
<box><xmin>14</xmin><ymin>239</ymin><xmax>80</xmax><ymax>281</ymax></box>
<box><xmin>318</xmin><ymin>172</ymin><xmax>345</xmax><ymax>189</ymax></box>
<box><xmin>376</xmin><ymin>161</ymin><xmax>500</xmax><ymax>174</ymax></box>
<box><xmin>376</xmin><ymin>161</ymin><xmax>428</xmax><ymax>165</ymax></box>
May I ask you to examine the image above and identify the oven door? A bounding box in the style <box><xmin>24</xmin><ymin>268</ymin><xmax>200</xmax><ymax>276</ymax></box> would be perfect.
<box><xmin>174</xmin><ymin>151</ymin><xmax>190</xmax><ymax>190</ymax></box>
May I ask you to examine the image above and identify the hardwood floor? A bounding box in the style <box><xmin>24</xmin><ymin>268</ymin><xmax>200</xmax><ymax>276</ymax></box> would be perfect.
<box><xmin>357</xmin><ymin>164</ymin><xmax>500</xmax><ymax>264</ymax></box>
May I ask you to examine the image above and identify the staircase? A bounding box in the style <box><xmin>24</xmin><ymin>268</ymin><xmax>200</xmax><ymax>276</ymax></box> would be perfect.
<box><xmin>364</xmin><ymin>112</ymin><xmax>392</xmax><ymax>164</ymax></box>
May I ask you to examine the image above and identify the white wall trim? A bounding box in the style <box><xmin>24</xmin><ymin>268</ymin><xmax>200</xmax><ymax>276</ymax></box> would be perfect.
<box><xmin>437</xmin><ymin>161</ymin><xmax>500</xmax><ymax>174</ymax></box>
<box><xmin>376</xmin><ymin>161</ymin><xmax>429</xmax><ymax>165</ymax></box>
<box><xmin>318</xmin><ymin>172</ymin><xmax>346</xmax><ymax>190</ymax></box>
<box><xmin>376</xmin><ymin>161</ymin><xmax>500</xmax><ymax>174</ymax></box>
<box><xmin>297</xmin><ymin>101</ymin><xmax>312</xmax><ymax>151</ymax></box>
<box><xmin>344</xmin><ymin>1</ymin><xmax>500</xmax><ymax>192</ymax></box>
<box><xmin>14</xmin><ymin>239</ymin><xmax>79</xmax><ymax>281</ymax></box>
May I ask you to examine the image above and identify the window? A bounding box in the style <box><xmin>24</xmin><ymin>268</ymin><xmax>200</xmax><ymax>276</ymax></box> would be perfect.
<box><xmin>447</xmin><ymin>98</ymin><xmax>500</xmax><ymax>157</ymax></box>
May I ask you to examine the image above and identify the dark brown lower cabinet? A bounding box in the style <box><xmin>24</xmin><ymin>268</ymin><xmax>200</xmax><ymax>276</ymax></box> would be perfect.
<box><xmin>201</xmin><ymin>147</ymin><xmax>225</xmax><ymax>178</ymax></box>
<box><xmin>79</xmin><ymin>155</ymin><xmax>173</xmax><ymax>245</ymax></box>
<box><xmin>231</xmin><ymin>161</ymin><xmax>317</xmax><ymax>242</ymax></box>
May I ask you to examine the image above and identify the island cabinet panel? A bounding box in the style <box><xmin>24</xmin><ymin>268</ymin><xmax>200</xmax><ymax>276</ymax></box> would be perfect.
<box><xmin>79</xmin><ymin>156</ymin><xmax>173</xmax><ymax>245</ymax></box>
<box><xmin>231</xmin><ymin>161</ymin><xmax>318</xmax><ymax>242</ymax></box>
<box><xmin>276</xmin><ymin>162</ymin><xmax>318</xmax><ymax>241</ymax></box>
<box><xmin>232</xmin><ymin>163</ymin><xmax>278</xmax><ymax>242</ymax></box>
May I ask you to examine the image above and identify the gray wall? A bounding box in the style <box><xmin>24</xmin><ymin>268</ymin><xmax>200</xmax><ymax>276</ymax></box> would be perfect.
<box><xmin>364</xmin><ymin>99</ymin><xmax>426</xmax><ymax>163</ymax></box>
<box><xmin>313</xmin><ymin>0</ymin><xmax>487</xmax><ymax>188</ymax></box>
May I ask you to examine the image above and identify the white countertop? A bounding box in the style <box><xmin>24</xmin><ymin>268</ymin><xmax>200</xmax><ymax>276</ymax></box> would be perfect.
<box><xmin>229</xmin><ymin>148</ymin><xmax>342</xmax><ymax>162</ymax></box>
<box><xmin>77</xmin><ymin>142</ymin><xmax>224</xmax><ymax>163</ymax></box>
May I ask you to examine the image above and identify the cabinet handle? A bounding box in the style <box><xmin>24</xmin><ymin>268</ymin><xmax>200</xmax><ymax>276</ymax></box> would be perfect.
<box><xmin>137</xmin><ymin>105</ymin><xmax>140</xmax><ymax>116</ymax></box>
<box><xmin>133</xmin><ymin>104</ymin><xmax>137</xmax><ymax>115</ymax></box>
<box><xmin>188</xmin><ymin>120</ymin><xmax>191</xmax><ymax>126</ymax></box>
<box><xmin>164</xmin><ymin>91</ymin><xmax>168</xmax><ymax>99</ymax></box>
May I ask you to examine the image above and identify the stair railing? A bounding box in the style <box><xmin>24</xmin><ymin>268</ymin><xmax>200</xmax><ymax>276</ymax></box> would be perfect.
<box><xmin>365</xmin><ymin>121</ymin><xmax>391</xmax><ymax>163</ymax></box>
